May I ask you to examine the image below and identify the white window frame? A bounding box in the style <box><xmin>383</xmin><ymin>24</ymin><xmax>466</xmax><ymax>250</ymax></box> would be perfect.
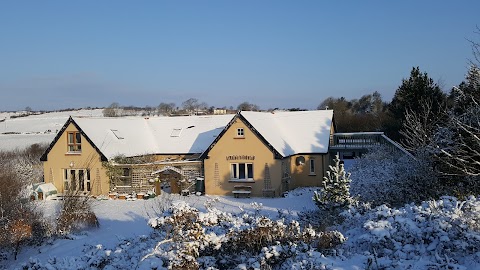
<box><xmin>309</xmin><ymin>159</ymin><xmax>316</xmax><ymax>175</ymax></box>
<box><xmin>236</xmin><ymin>128</ymin><xmax>244</xmax><ymax>137</ymax></box>
<box><xmin>230</xmin><ymin>163</ymin><xmax>253</xmax><ymax>181</ymax></box>
<box><xmin>64</xmin><ymin>168</ymin><xmax>91</xmax><ymax>192</ymax></box>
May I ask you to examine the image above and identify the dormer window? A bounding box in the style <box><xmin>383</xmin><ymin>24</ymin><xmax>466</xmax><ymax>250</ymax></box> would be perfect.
<box><xmin>237</xmin><ymin>128</ymin><xmax>244</xmax><ymax>137</ymax></box>
<box><xmin>170</xmin><ymin>128</ymin><xmax>182</xmax><ymax>137</ymax></box>
<box><xmin>111</xmin><ymin>129</ymin><xmax>124</xmax><ymax>139</ymax></box>
<box><xmin>67</xmin><ymin>131</ymin><xmax>82</xmax><ymax>152</ymax></box>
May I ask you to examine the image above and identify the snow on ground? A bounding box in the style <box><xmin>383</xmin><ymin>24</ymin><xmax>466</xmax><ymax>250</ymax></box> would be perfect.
<box><xmin>4</xmin><ymin>189</ymin><xmax>480</xmax><ymax>269</ymax></box>
<box><xmin>6</xmin><ymin>189</ymin><xmax>319</xmax><ymax>269</ymax></box>
<box><xmin>0</xmin><ymin>109</ymin><xmax>103</xmax><ymax>151</ymax></box>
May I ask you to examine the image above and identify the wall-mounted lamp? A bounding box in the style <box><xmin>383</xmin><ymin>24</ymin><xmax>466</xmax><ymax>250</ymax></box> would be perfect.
<box><xmin>69</xmin><ymin>161</ymin><xmax>75</xmax><ymax>168</ymax></box>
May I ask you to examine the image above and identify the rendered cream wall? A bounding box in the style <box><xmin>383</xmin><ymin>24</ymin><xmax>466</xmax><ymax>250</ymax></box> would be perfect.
<box><xmin>43</xmin><ymin>123</ymin><xmax>108</xmax><ymax>195</ymax></box>
<box><xmin>204</xmin><ymin>118</ymin><xmax>282</xmax><ymax>196</ymax></box>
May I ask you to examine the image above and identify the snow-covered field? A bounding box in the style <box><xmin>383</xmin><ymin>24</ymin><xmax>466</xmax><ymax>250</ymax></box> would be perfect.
<box><xmin>0</xmin><ymin>109</ymin><xmax>103</xmax><ymax>151</ymax></box>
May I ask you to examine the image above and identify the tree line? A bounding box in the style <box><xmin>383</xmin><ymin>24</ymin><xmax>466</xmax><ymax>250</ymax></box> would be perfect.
<box><xmin>102</xmin><ymin>99</ymin><xmax>265</xmax><ymax>117</ymax></box>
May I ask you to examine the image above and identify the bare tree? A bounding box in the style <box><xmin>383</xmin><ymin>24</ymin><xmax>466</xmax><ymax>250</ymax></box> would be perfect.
<box><xmin>157</xmin><ymin>102</ymin><xmax>176</xmax><ymax>116</ymax></box>
<box><xmin>182</xmin><ymin>98</ymin><xmax>199</xmax><ymax>114</ymax></box>
<box><xmin>103</xmin><ymin>102</ymin><xmax>120</xmax><ymax>117</ymax></box>
<box><xmin>467</xmin><ymin>25</ymin><xmax>480</xmax><ymax>65</ymax></box>
<box><xmin>400</xmin><ymin>99</ymin><xmax>446</xmax><ymax>153</ymax></box>
<box><xmin>434</xmin><ymin>98</ymin><xmax>480</xmax><ymax>176</ymax></box>
<box><xmin>237</xmin><ymin>101</ymin><xmax>260</xmax><ymax>111</ymax></box>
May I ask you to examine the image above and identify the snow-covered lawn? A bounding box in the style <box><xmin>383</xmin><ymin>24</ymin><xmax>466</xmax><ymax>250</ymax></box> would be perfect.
<box><xmin>4</xmin><ymin>189</ymin><xmax>480</xmax><ymax>270</ymax></box>
<box><xmin>6</xmin><ymin>189</ymin><xmax>319</xmax><ymax>269</ymax></box>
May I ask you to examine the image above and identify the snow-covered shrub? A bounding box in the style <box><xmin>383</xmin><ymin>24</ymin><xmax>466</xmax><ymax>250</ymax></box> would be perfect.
<box><xmin>57</xmin><ymin>193</ymin><xmax>98</xmax><ymax>235</ymax></box>
<box><xmin>151</xmin><ymin>191</ymin><xmax>174</xmax><ymax>216</ymax></box>
<box><xmin>0</xmin><ymin>149</ymin><xmax>45</xmax><ymax>260</ymax></box>
<box><xmin>147</xmin><ymin>200</ymin><xmax>345</xmax><ymax>269</ymax></box>
<box><xmin>0</xmin><ymin>144</ymin><xmax>46</xmax><ymax>186</ymax></box>
<box><xmin>340</xmin><ymin>196</ymin><xmax>480</xmax><ymax>268</ymax></box>
<box><xmin>350</xmin><ymin>145</ymin><xmax>439</xmax><ymax>206</ymax></box>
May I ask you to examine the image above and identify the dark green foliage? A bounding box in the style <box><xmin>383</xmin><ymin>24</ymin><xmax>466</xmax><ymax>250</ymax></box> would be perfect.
<box><xmin>313</xmin><ymin>155</ymin><xmax>353</xmax><ymax>224</ymax></box>
<box><xmin>388</xmin><ymin>67</ymin><xmax>447</xmax><ymax>140</ymax></box>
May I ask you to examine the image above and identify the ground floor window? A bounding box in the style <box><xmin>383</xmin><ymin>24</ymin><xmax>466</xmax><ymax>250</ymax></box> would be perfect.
<box><xmin>309</xmin><ymin>159</ymin><xmax>315</xmax><ymax>175</ymax></box>
<box><xmin>231</xmin><ymin>163</ymin><xmax>253</xmax><ymax>180</ymax></box>
<box><xmin>64</xmin><ymin>169</ymin><xmax>91</xmax><ymax>192</ymax></box>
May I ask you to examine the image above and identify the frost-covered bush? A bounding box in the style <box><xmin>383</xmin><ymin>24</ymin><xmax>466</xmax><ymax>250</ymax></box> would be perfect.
<box><xmin>0</xmin><ymin>144</ymin><xmax>46</xmax><ymax>186</ymax></box>
<box><xmin>145</xmin><ymin>200</ymin><xmax>345</xmax><ymax>269</ymax></box>
<box><xmin>340</xmin><ymin>196</ymin><xmax>480</xmax><ymax>268</ymax></box>
<box><xmin>57</xmin><ymin>193</ymin><xmax>98</xmax><ymax>235</ymax></box>
<box><xmin>350</xmin><ymin>145</ymin><xmax>439</xmax><ymax>206</ymax></box>
<box><xmin>0</xmin><ymin>158</ymin><xmax>46</xmax><ymax>260</ymax></box>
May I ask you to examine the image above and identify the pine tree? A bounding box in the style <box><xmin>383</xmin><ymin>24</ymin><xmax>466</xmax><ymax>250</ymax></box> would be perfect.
<box><xmin>387</xmin><ymin>67</ymin><xmax>447</xmax><ymax>141</ymax></box>
<box><xmin>450</xmin><ymin>65</ymin><xmax>480</xmax><ymax>115</ymax></box>
<box><xmin>313</xmin><ymin>155</ymin><xmax>352</xmax><ymax>212</ymax></box>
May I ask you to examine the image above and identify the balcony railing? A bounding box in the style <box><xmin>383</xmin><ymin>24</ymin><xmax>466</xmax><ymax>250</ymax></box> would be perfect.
<box><xmin>330</xmin><ymin>132</ymin><xmax>413</xmax><ymax>157</ymax></box>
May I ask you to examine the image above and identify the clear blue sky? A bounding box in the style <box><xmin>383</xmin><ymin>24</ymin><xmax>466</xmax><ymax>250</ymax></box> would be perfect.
<box><xmin>1</xmin><ymin>1</ymin><xmax>479</xmax><ymax>111</ymax></box>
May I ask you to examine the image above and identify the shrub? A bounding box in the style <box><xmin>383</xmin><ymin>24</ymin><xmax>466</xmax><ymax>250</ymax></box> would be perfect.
<box><xmin>0</xmin><ymin>157</ymin><xmax>45</xmax><ymax>260</ymax></box>
<box><xmin>341</xmin><ymin>196</ymin><xmax>480</xmax><ymax>268</ymax></box>
<box><xmin>350</xmin><ymin>145</ymin><xmax>440</xmax><ymax>206</ymax></box>
<box><xmin>57</xmin><ymin>192</ymin><xmax>99</xmax><ymax>235</ymax></box>
<box><xmin>148</xmin><ymin>201</ymin><xmax>345</xmax><ymax>269</ymax></box>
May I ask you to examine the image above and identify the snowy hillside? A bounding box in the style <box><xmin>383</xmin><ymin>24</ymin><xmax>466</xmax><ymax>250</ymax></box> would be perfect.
<box><xmin>0</xmin><ymin>109</ymin><xmax>103</xmax><ymax>151</ymax></box>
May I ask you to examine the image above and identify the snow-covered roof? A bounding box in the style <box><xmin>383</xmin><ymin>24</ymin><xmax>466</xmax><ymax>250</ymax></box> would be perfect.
<box><xmin>73</xmin><ymin>115</ymin><xmax>233</xmax><ymax>159</ymax></box>
<box><xmin>240</xmin><ymin>110</ymin><xmax>333</xmax><ymax>156</ymax></box>
<box><xmin>62</xmin><ymin>110</ymin><xmax>333</xmax><ymax>160</ymax></box>
<box><xmin>34</xmin><ymin>183</ymin><xmax>58</xmax><ymax>194</ymax></box>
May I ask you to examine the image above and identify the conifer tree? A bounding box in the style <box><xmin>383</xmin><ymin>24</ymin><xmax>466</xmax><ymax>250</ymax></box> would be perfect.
<box><xmin>313</xmin><ymin>155</ymin><xmax>352</xmax><ymax>212</ymax></box>
<box><xmin>387</xmin><ymin>67</ymin><xmax>447</xmax><ymax>140</ymax></box>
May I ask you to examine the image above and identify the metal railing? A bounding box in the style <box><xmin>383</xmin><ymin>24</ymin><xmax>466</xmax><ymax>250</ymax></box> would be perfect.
<box><xmin>330</xmin><ymin>132</ymin><xmax>413</xmax><ymax>157</ymax></box>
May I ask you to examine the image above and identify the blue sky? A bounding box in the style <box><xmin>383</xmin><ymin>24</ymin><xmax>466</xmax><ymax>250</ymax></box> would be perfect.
<box><xmin>0</xmin><ymin>1</ymin><xmax>479</xmax><ymax>111</ymax></box>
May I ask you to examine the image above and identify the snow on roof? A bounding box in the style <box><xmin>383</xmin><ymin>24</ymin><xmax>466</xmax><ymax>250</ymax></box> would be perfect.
<box><xmin>240</xmin><ymin>110</ymin><xmax>333</xmax><ymax>156</ymax></box>
<box><xmin>34</xmin><ymin>183</ymin><xmax>58</xmax><ymax>193</ymax></box>
<box><xmin>73</xmin><ymin>115</ymin><xmax>234</xmax><ymax>159</ymax></box>
<box><xmin>70</xmin><ymin>110</ymin><xmax>333</xmax><ymax>159</ymax></box>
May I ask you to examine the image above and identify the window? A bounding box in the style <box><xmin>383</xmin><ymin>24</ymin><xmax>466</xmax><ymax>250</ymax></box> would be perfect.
<box><xmin>170</xmin><ymin>128</ymin><xmax>182</xmax><ymax>137</ymax></box>
<box><xmin>309</xmin><ymin>159</ymin><xmax>315</xmax><ymax>175</ymax></box>
<box><xmin>67</xmin><ymin>131</ymin><xmax>82</xmax><ymax>152</ymax></box>
<box><xmin>111</xmin><ymin>129</ymin><xmax>124</xmax><ymax>139</ymax></box>
<box><xmin>236</xmin><ymin>128</ymin><xmax>244</xmax><ymax>137</ymax></box>
<box><xmin>231</xmin><ymin>163</ymin><xmax>253</xmax><ymax>180</ymax></box>
<box><xmin>63</xmin><ymin>169</ymin><xmax>91</xmax><ymax>192</ymax></box>
<box><xmin>86</xmin><ymin>169</ymin><xmax>91</xmax><ymax>191</ymax></box>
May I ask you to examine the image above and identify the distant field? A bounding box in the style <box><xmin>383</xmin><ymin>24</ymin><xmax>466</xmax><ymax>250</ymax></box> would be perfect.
<box><xmin>0</xmin><ymin>109</ymin><xmax>103</xmax><ymax>151</ymax></box>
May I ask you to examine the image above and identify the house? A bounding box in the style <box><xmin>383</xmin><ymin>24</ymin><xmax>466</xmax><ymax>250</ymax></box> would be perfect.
<box><xmin>40</xmin><ymin>110</ymin><xmax>335</xmax><ymax>197</ymax></box>
<box><xmin>202</xmin><ymin>110</ymin><xmax>334</xmax><ymax>197</ymax></box>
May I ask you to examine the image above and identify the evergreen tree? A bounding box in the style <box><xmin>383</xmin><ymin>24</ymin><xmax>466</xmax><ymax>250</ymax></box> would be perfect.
<box><xmin>387</xmin><ymin>67</ymin><xmax>447</xmax><ymax>141</ymax></box>
<box><xmin>313</xmin><ymin>155</ymin><xmax>352</xmax><ymax>212</ymax></box>
<box><xmin>450</xmin><ymin>65</ymin><xmax>480</xmax><ymax>115</ymax></box>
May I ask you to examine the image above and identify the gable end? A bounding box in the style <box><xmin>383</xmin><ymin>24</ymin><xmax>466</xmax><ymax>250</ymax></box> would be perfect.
<box><xmin>200</xmin><ymin>112</ymin><xmax>284</xmax><ymax>160</ymax></box>
<box><xmin>40</xmin><ymin>117</ymin><xmax>108</xmax><ymax>162</ymax></box>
